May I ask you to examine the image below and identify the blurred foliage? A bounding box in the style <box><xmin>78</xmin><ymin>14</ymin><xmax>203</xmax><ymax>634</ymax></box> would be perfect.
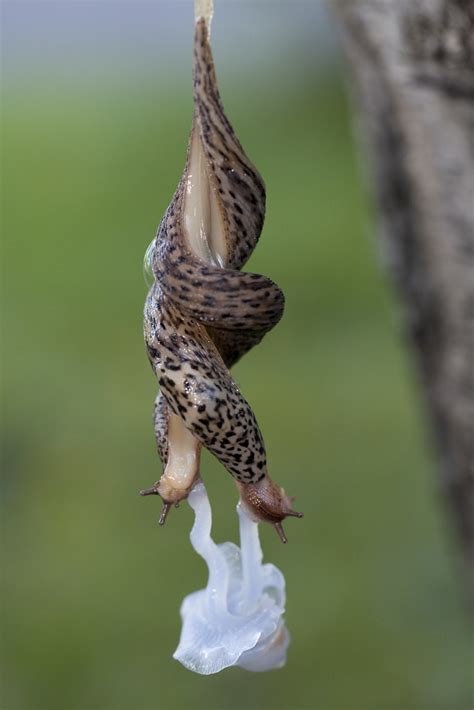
<box><xmin>1</xmin><ymin>65</ymin><xmax>471</xmax><ymax>710</ymax></box>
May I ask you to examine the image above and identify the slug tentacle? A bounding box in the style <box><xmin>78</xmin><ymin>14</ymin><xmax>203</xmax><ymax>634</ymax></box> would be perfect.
<box><xmin>142</xmin><ymin>17</ymin><xmax>302</xmax><ymax>539</ymax></box>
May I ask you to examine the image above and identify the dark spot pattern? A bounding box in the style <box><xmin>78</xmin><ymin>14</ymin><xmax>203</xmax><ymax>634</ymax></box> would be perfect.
<box><xmin>144</xmin><ymin>18</ymin><xmax>284</xmax><ymax>486</ymax></box>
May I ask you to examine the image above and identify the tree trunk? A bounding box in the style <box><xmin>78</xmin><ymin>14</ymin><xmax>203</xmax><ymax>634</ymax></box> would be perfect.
<box><xmin>332</xmin><ymin>0</ymin><xmax>474</xmax><ymax>592</ymax></box>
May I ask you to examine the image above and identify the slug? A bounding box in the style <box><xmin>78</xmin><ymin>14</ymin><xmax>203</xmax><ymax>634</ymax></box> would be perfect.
<box><xmin>141</xmin><ymin>17</ymin><xmax>302</xmax><ymax>542</ymax></box>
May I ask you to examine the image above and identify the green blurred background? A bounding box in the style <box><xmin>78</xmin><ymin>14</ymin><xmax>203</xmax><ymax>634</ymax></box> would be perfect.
<box><xmin>1</xmin><ymin>2</ymin><xmax>471</xmax><ymax>709</ymax></box>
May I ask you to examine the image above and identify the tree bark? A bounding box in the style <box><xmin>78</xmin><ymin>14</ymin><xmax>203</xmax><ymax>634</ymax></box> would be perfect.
<box><xmin>332</xmin><ymin>0</ymin><xmax>474</xmax><ymax>591</ymax></box>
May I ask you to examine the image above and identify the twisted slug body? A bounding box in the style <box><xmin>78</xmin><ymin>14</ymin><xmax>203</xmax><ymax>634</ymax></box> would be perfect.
<box><xmin>142</xmin><ymin>18</ymin><xmax>302</xmax><ymax>541</ymax></box>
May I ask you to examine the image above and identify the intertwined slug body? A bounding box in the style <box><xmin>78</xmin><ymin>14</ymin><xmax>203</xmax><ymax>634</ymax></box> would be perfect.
<box><xmin>142</xmin><ymin>18</ymin><xmax>302</xmax><ymax>541</ymax></box>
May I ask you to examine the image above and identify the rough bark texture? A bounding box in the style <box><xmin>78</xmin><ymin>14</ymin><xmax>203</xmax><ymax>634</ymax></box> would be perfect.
<box><xmin>333</xmin><ymin>0</ymin><xmax>474</xmax><ymax>590</ymax></box>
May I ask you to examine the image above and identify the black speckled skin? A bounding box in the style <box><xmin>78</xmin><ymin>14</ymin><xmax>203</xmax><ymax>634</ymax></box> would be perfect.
<box><xmin>142</xmin><ymin>19</ymin><xmax>301</xmax><ymax>538</ymax></box>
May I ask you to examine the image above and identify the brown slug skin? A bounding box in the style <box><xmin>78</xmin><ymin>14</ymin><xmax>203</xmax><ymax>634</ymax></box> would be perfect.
<box><xmin>141</xmin><ymin>18</ymin><xmax>302</xmax><ymax>540</ymax></box>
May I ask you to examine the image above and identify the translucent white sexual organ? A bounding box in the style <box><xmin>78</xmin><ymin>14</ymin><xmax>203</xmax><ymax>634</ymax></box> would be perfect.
<box><xmin>173</xmin><ymin>483</ymin><xmax>290</xmax><ymax>674</ymax></box>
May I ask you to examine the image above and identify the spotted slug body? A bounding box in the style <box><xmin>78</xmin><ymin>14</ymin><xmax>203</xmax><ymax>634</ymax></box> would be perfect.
<box><xmin>142</xmin><ymin>18</ymin><xmax>302</xmax><ymax>541</ymax></box>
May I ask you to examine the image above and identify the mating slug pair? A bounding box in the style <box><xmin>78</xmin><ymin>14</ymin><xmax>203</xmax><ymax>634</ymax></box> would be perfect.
<box><xmin>141</xmin><ymin>17</ymin><xmax>302</xmax><ymax>543</ymax></box>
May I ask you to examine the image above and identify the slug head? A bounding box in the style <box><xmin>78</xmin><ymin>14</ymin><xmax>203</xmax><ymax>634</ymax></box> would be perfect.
<box><xmin>237</xmin><ymin>477</ymin><xmax>303</xmax><ymax>544</ymax></box>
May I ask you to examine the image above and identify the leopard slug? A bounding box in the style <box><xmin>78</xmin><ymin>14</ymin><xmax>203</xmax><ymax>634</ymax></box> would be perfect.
<box><xmin>141</xmin><ymin>15</ymin><xmax>302</xmax><ymax>542</ymax></box>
